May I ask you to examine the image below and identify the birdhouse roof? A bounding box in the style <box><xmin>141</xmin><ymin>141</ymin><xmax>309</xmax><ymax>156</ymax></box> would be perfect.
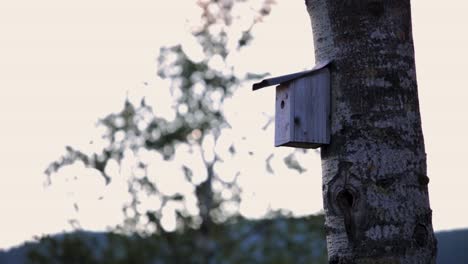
<box><xmin>252</xmin><ymin>60</ymin><xmax>332</xmax><ymax>91</ymax></box>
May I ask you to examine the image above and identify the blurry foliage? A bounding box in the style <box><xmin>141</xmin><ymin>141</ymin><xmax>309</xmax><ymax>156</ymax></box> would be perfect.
<box><xmin>283</xmin><ymin>152</ymin><xmax>307</xmax><ymax>174</ymax></box>
<box><xmin>38</xmin><ymin>0</ymin><xmax>324</xmax><ymax>263</ymax></box>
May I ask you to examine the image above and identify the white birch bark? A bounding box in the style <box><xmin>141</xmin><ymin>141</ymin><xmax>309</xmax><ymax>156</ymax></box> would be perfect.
<box><xmin>305</xmin><ymin>1</ymin><xmax>437</xmax><ymax>263</ymax></box>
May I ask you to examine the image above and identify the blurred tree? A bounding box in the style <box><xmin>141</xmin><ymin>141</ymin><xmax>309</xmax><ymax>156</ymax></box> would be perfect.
<box><xmin>43</xmin><ymin>0</ymin><xmax>279</xmax><ymax>258</ymax></box>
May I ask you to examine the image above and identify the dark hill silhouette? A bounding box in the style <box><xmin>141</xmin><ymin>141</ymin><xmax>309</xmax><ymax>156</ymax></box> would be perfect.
<box><xmin>0</xmin><ymin>218</ymin><xmax>465</xmax><ymax>264</ymax></box>
<box><xmin>436</xmin><ymin>229</ymin><xmax>468</xmax><ymax>264</ymax></box>
<box><xmin>0</xmin><ymin>215</ymin><xmax>327</xmax><ymax>263</ymax></box>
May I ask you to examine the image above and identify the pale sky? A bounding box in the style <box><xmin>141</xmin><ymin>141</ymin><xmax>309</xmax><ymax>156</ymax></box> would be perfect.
<box><xmin>0</xmin><ymin>0</ymin><xmax>467</xmax><ymax>250</ymax></box>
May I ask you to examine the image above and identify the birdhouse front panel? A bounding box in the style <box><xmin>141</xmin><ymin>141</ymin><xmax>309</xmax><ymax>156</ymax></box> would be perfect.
<box><xmin>275</xmin><ymin>84</ymin><xmax>291</xmax><ymax>147</ymax></box>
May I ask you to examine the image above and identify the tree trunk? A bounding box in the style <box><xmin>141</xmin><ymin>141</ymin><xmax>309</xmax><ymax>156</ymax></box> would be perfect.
<box><xmin>305</xmin><ymin>1</ymin><xmax>437</xmax><ymax>263</ymax></box>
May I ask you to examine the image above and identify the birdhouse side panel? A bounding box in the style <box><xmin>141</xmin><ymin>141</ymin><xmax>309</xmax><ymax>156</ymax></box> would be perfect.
<box><xmin>313</xmin><ymin>68</ymin><xmax>330</xmax><ymax>144</ymax></box>
<box><xmin>275</xmin><ymin>84</ymin><xmax>292</xmax><ymax>146</ymax></box>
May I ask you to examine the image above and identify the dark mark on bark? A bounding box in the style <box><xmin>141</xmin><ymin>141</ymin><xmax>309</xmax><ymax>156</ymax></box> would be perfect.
<box><xmin>337</xmin><ymin>189</ymin><xmax>355</xmax><ymax>208</ymax></box>
<box><xmin>326</xmin><ymin>161</ymin><xmax>355</xmax><ymax>215</ymax></box>
<box><xmin>376</xmin><ymin>177</ymin><xmax>395</xmax><ymax>189</ymax></box>
<box><xmin>324</xmin><ymin>223</ymin><xmax>340</xmax><ymax>236</ymax></box>
<box><xmin>413</xmin><ymin>224</ymin><xmax>428</xmax><ymax>247</ymax></box>
<box><xmin>336</xmin><ymin>189</ymin><xmax>356</xmax><ymax>241</ymax></box>
<box><xmin>418</xmin><ymin>174</ymin><xmax>430</xmax><ymax>186</ymax></box>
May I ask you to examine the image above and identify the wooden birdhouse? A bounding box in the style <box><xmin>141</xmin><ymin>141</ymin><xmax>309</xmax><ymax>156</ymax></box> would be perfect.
<box><xmin>252</xmin><ymin>61</ymin><xmax>331</xmax><ymax>149</ymax></box>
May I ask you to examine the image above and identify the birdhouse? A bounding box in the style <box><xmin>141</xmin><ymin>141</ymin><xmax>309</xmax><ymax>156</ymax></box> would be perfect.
<box><xmin>252</xmin><ymin>61</ymin><xmax>331</xmax><ymax>149</ymax></box>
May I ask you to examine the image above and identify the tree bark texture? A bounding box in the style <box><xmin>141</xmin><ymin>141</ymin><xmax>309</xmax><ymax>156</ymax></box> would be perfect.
<box><xmin>305</xmin><ymin>1</ymin><xmax>437</xmax><ymax>263</ymax></box>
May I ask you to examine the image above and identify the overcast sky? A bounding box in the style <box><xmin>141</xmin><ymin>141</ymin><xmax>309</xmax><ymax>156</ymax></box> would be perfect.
<box><xmin>0</xmin><ymin>0</ymin><xmax>467</xmax><ymax>250</ymax></box>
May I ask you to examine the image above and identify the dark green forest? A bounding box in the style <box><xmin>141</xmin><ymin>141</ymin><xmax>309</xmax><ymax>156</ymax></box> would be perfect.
<box><xmin>1</xmin><ymin>220</ymin><xmax>466</xmax><ymax>263</ymax></box>
<box><xmin>10</xmin><ymin>215</ymin><xmax>328</xmax><ymax>264</ymax></box>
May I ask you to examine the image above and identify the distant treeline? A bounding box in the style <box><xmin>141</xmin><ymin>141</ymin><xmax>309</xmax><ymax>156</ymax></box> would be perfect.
<box><xmin>0</xmin><ymin>215</ymin><xmax>466</xmax><ymax>264</ymax></box>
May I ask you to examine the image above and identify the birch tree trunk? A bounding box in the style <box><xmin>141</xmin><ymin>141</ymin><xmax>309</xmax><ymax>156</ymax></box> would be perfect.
<box><xmin>305</xmin><ymin>1</ymin><xmax>437</xmax><ymax>263</ymax></box>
